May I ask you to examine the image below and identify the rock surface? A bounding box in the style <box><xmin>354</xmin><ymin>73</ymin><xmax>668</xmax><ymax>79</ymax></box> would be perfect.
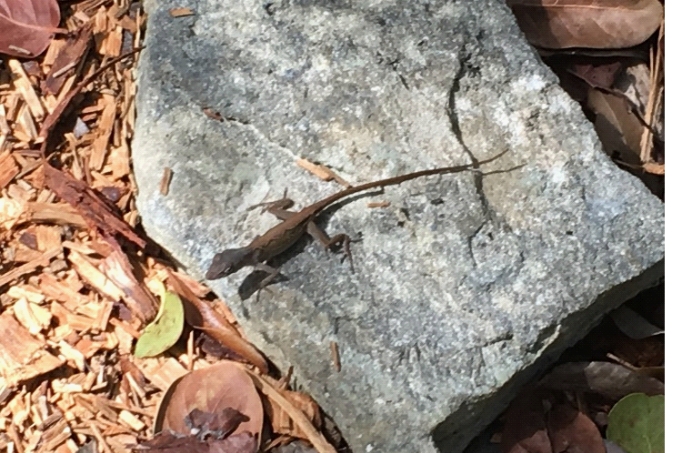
<box><xmin>131</xmin><ymin>1</ymin><xmax>664</xmax><ymax>452</ymax></box>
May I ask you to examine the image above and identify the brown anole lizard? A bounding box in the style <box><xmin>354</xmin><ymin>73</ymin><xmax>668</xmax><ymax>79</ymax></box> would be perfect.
<box><xmin>205</xmin><ymin>150</ymin><xmax>507</xmax><ymax>282</ymax></box>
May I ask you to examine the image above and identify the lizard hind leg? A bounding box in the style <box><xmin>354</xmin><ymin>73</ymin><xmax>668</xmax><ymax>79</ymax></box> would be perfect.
<box><xmin>305</xmin><ymin>222</ymin><xmax>355</xmax><ymax>272</ymax></box>
<box><xmin>248</xmin><ymin>189</ymin><xmax>295</xmax><ymax>213</ymax></box>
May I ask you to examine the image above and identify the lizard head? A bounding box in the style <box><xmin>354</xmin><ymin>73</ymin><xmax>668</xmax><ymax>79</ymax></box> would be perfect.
<box><xmin>205</xmin><ymin>247</ymin><xmax>255</xmax><ymax>280</ymax></box>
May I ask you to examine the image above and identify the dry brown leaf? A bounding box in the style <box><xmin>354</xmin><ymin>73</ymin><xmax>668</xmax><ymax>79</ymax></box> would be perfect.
<box><xmin>587</xmin><ymin>88</ymin><xmax>643</xmax><ymax>164</ymax></box>
<box><xmin>501</xmin><ymin>389</ymin><xmax>609</xmax><ymax>453</ymax></box>
<box><xmin>547</xmin><ymin>404</ymin><xmax>605</xmax><ymax>453</ymax></box>
<box><xmin>500</xmin><ymin>389</ymin><xmax>553</xmax><ymax>453</ymax></box>
<box><xmin>239</xmin><ymin>367</ymin><xmax>336</xmax><ymax>453</ymax></box>
<box><xmin>155</xmin><ymin>361</ymin><xmax>264</xmax><ymax>447</ymax></box>
<box><xmin>0</xmin><ymin>0</ymin><xmax>62</xmax><ymax>58</ymax></box>
<box><xmin>165</xmin><ymin>269</ymin><xmax>213</xmax><ymax>298</ymax></box>
<box><xmin>507</xmin><ymin>0</ymin><xmax>663</xmax><ymax>49</ymax></box>
<box><xmin>167</xmin><ymin>271</ymin><xmax>269</xmax><ymax>374</ymax></box>
<box><xmin>266</xmin><ymin>384</ymin><xmax>322</xmax><ymax>439</ymax></box>
<box><xmin>586</xmin><ymin>86</ymin><xmax>664</xmax><ymax>194</ymax></box>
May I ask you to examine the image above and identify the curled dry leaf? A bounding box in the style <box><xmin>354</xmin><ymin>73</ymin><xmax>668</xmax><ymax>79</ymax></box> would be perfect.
<box><xmin>154</xmin><ymin>361</ymin><xmax>264</xmax><ymax>447</ymax></box>
<box><xmin>266</xmin><ymin>383</ymin><xmax>322</xmax><ymax>440</ymax></box>
<box><xmin>167</xmin><ymin>271</ymin><xmax>269</xmax><ymax>373</ymax></box>
<box><xmin>0</xmin><ymin>0</ymin><xmax>61</xmax><ymax>57</ymax></box>
<box><xmin>237</xmin><ymin>365</ymin><xmax>337</xmax><ymax>453</ymax></box>
<box><xmin>507</xmin><ymin>0</ymin><xmax>663</xmax><ymax>49</ymax></box>
<box><xmin>587</xmin><ymin>88</ymin><xmax>643</xmax><ymax>163</ymax></box>
<box><xmin>585</xmin><ymin>87</ymin><xmax>664</xmax><ymax>195</ymax></box>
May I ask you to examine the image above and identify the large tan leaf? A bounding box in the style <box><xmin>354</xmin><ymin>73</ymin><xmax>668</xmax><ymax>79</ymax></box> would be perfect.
<box><xmin>507</xmin><ymin>0</ymin><xmax>663</xmax><ymax>49</ymax></box>
<box><xmin>0</xmin><ymin>0</ymin><xmax>61</xmax><ymax>57</ymax></box>
<box><xmin>154</xmin><ymin>361</ymin><xmax>264</xmax><ymax>446</ymax></box>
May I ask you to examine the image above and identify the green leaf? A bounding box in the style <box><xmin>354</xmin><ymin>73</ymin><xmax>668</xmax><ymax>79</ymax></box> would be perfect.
<box><xmin>607</xmin><ymin>393</ymin><xmax>664</xmax><ymax>453</ymax></box>
<box><xmin>134</xmin><ymin>290</ymin><xmax>185</xmax><ymax>358</ymax></box>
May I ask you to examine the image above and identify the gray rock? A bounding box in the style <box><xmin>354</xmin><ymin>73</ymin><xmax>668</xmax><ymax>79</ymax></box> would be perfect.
<box><xmin>131</xmin><ymin>1</ymin><xmax>664</xmax><ymax>452</ymax></box>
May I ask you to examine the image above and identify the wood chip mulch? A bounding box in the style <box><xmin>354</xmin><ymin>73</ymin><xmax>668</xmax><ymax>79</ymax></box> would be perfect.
<box><xmin>0</xmin><ymin>2</ymin><xmax>339</xmax><ymax>453</ymax></box>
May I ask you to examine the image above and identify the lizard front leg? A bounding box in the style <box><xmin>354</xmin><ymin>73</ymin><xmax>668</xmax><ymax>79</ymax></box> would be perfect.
<box><xmin>253</xmin><ymin>262</ymin><xmax>282</xmax><ymax>300</ymax></box>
